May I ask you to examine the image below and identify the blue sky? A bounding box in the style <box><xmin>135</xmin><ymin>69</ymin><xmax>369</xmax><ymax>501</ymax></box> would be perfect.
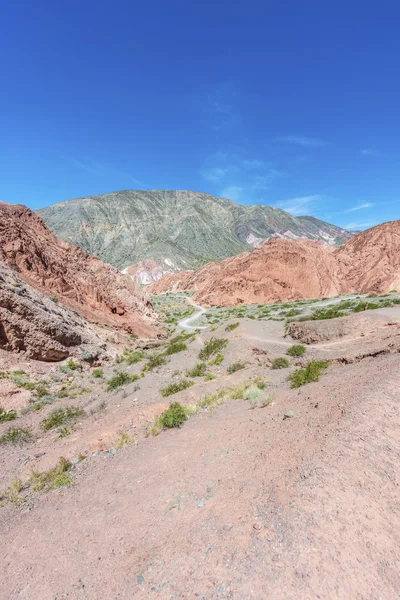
<box><xmin>1</xmin><ymin>0</ymin><xmax>399</xmax><ymax>230</ymax></box>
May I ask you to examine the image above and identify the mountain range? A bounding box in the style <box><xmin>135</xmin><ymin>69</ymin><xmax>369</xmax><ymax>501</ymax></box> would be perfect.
<box><xmin>148</xmin><ymin>221</ymin><xmax>400</xmax><ymax>306</ymax></box>
<box><xmin>37</xmin><ymin>190</ymin><xmax>354</xmax><ymax>281</ymax></box>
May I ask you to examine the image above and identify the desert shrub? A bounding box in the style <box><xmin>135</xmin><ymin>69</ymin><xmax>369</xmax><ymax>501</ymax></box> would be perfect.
<box><xmin>286</xmin><ymin>345</ymin><xmax>306</xmax><ymax>357</ymax></box>
<box><xmin>198</xmin><ymin>389</ymin><xmax>229</xmax><ymax>410</ymax></box>
<box><xmin>227</xmin><ymin>362</ymin><xmax>245</xmax><ymax>374</ymax></box>
<box><xmin>253</xmin><ymin>376</ymin><xmax>267</xmax><ymax>389</ymax></box>
<box><xmin>204</xmin><ymin>374</ymin><xmax>216</xmax><ymax>381</ymax></box>
<box><xmin>208</xmin><ymin>353</ymin><xmax>224</xmax><ymax>366</ymax></box>
<box><xmin>0</xmin><ymin>427</ymin><xmax>32</xmax><ymax>445</ymax></box>
<box><xmin>165</xmin><ymin>340</ymin><xmax>187</xmax><ymax>355</ymax></box>
<box><xmin>230</xmin><ymin>382</ymin><xmax>250</xmax><ymax>399</ymax></box>
<box><xmin>66</xmin><ymin>358</ymin><xmax>81</xmax><ymax>371</ymax></box>
<box><xmin>288</xmin><ymin>360</ymin><xmax>329</xmax><ymax>388</ymax></box>
<box><xmin>41</xmin><ymin>407</ymin><xmax>84</xmax><ymax>430</ymax></box>
<box><xmin>92</xmin><ymin>368</ymin><xmax>104</xmax><ymax>378</ymax></box>
<box><xmin>115</xmin><ymin>431</ymin><xmax>136</xmax><ymax>449</ymax></box>
<box><xmin>49</xmin><ymin>295</ymin><xmax>59</xmax><ymax>303</ymax></box>
<box><xmin>225</xmin><ymin>322</ymin><xmax>239</xmax><ymax>332</ymax></box>
<box><xmin>271</xmin><ymin>357</ymin><xmax>290</xmax><ymax>369</ymax></box>
<box><xmin>34</xmin><ymin>383</ymin><xmax>49</xmax><ymax>399</ymax></box>
<box><xmin>160</xmin><ymin>380</ymin><xmax>194</xmax><ymax>397</ymax></box>
<box><xmin>107</xmin><ymin>372</ymin><xmax>139</xmax><ymax>390</ymax></box>
<box><xmin>29</xmin><ymin>457</ymin><xmax>72</xmax><ymax>492</ymax></box>
<box><xmin>309</xmin><ymin>307</ymin><xmax>346</xmax><ymax>320</ymax></box>
<box><xmin>117</xmin><ymin>349</ymin><xmax>144</xmax><ymax>365</ymax></box>
<box><xmin>10</xmin><ymin>371</ymin><xmax>34</xmax><ymax>390</ymax></box>
<box><xmin>199</xmin><ymin>338</ymin><xmax>228</xmax><ymax>361</ymax></box>
<box><xmin>0</xmin><ymin>407</ymin><xmax>17</xmax><ymax>423</ymax></box>
<box><xmin>158</xmin><ymin>402</ymin><xmax>188</xmax><ymax>429</ymax></box>
<box><xmin>142</xmin><ymin>353</ymin><xmax>167</xmax><ymax>372</ymax></box>
<box><xmin>185</xmin><ymin>363</ymin><xmax>207</xmax><ymax>377</ymax></box>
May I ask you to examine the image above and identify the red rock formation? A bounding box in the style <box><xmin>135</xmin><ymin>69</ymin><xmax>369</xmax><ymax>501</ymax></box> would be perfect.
<box><xmin>148</xmin><ymin>221</ymin><xmax>400</xmax><ymax>306</ymax></box>
<box><xmin>0</xmin><ymin>202</ymin><xmax>159</xmax><ymax>337</ymax></box>
<box><xmin>334</xmin><ymin>220</ymin><xmax>400</xmax><ymax>294</ymax></box>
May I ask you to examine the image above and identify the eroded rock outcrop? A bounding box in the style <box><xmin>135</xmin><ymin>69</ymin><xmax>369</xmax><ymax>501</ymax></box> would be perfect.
<box><xmin>0</xmin><ymin>263</ymin><xmax>103</xmax><ymax>361</ymax></box>
<box><xmin>148</xmin><ymin>221</ymin><xmax>400</xmax><ymax>306</ymax></box>
<box><xmin>0</xmin><ymin>202</ymin><xmax>159</xmax><ymax>337</ymax></box>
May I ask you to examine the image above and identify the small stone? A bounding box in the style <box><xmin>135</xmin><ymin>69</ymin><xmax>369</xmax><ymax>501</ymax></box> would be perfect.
<box><xmin>71</xmin><ymin>457</ymin><xmax>80</xmax><ymax>465</ymax></box>
<box><xmin>253</xmin><ymin>523</ymin><xmax>262</xmax><ymax>531</ymax></box>
<box><xmin>197</xmin><ymin>500</ymin><xmax>205</xmax><ymax>508</ymax></box>
<box><xmin>136</xmin><ymin>575</ymin><xmax>144</xmax><ymax>585</ymax></box>
<box><xmin>34</xmin><ymin>452</ymin><xmax>45</xmax><ymax>458</ymax></box>
<box><xmin>283</xmin><ymin>410</ymin><xmax>295</xmax><ymax>419</ymax></box>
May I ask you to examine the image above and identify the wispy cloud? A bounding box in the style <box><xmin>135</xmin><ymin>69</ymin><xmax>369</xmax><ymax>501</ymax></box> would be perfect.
<box><xmin>344</xmin><ymin>221</ymin><xmax>375</xmax><ymax>230</ymax></box>
<box><xmin>200</xmin><ymin>150</ymin><xmax>284</xmax><ymax>203</ymax></box>
<box><xmin>220</xmin><ymin>186</ymin><xmax>244</xmax><ymax>202</ymax></box>
<box><xmin>65</xmin><ymin>156</ymin><xmax>145</xmax><ymax>187</ymax></box>
<box><xmin>205</xmin><ymin>84</ymin><xmax>240</xmax><ymax>131</ymax></box>
<box><xmin>273</xmin><ymin>194</ymin><xmax>321</xmax><ymax>216</ymax></box>
<box><xmin>361</xmin><ymin>148</ymin><xmax>378</xmax><ymax>156</ymax></box>
<box><xmin>343</xmin><ymin>202</ymin><xmax>375</xmax><ymax>213</ymax></box>
<box><xmin>276</xmin><ymin>135</ymin><xmax>329</xmax><ymax>148</ymax></box>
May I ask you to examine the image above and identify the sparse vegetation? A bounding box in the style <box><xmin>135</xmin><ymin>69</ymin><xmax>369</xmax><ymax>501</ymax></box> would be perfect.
<box><xmin>208</xmin><ymin>353</ymin><xmax>224</xmax><ymax>366</ymax></box>
<box><xmin>148</xmin><ymin>402</ymin><xmax>189</xmax><ymax>435</ymax></box>
<box><xmin>0</xmin><ymin>426</ymin><xmax>32</xmax><ymax>445</ymax></box>
<box><xmin>271</xmin><ymin>357</ymin><xmax>290</xmax><ymax>369</ymax></box>
<box><xmin>253</xmin><ymin>376</ymin><xmax>267</xmax><ymax>390</ymax></box>
<box><xmin>117</xmin><ymin>349</ymin><xmax>144</xmax><ymax>365</ymax></box>
<box><xmin>288</xmin><ymin>360</ymin><xmax>329</xmax><ymax>388</ymax></box>
<box><xmin>107</xmin><ymin>371</ymin><xmax>139</xmax><ymax>390</ymax></box>
<box><xmin>286</xmin><ymin>344</ymin><xmax>306</xmax><ymax>357</ymax></box>
<box><xmin>41</xmin><ymin>407</ymin><xmax>85</xmax><ymax>431</ymax></box>
<box><xmin>165</xmin><ymin>340</ymin><xmax>187</xmax><ymax>355</ymax></box>
<box><xmin>142</xmin><ymin>353</ymin><xmax>167</xmax><ymax>372</ymax></box>
<box><xmin>185</xmin><ymin>362</ymin><xmax>207</xmax><ymax>377</ymax></box>
<box><xmin>160</xmin><ymin>380</ymin><xmax>194</xmax><ymax>397</ymax></box>
<box><xmin>225</xmin><ymin>322</ymin><xmax>239</xmax><ymax>332</ymax></box>
<box><xmin>199</xmin><ymin>337</ymin><xmax>228</xmax><ymax>361</ymax></box>
<box><xmin>115</xmin><ymin>431</ymin><xmax>136</xmax><ymax>449</ymax></box>
<box><xmin>0</xmin><ymin>407</ymin><xmax>17</xmax><ymax>423</ymax></box>
<box><xmin>204</xmin><ymin>373</ymin><xmax>216</xmax><ymax>381</ymax></box>
<box><xmin>227</xmin><ymin>362</ymin><xmax>245</xmax><ymax>374</ymax></box>
<box><xmin>29</xmin><ymin>457</ymin><xmax>72</xmax><ymax>492</ymax></box>
<box><xmin>92</xmin><ymin>368</ymin><xmax>104</xmax><ymax>378</ymax></box>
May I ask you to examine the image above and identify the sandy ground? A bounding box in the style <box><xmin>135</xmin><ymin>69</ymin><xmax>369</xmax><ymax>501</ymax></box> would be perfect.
<box><xmin>1</xmin><ymin>308</ymin><xmax>400</xmax><ymax>599</ymax></box>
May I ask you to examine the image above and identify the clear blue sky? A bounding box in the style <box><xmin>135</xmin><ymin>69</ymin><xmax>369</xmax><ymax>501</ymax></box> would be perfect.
<box><xmin>1</xmin><ymin>0</ymin><xmax>399</xmax><ymax>229</ymax></box>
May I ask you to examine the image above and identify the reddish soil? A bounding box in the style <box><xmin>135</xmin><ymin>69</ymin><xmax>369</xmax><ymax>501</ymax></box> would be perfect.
<box><xmin>0</xmin><ymin>202</ymin><xmax>158</xmax><ymax>338</ymax></box>
<box><xmin>1</xmin><ymin>307</ymin><xmax>400</xmax><ymax>599</ymax></box>
<box><xmin>148</xmin><ymin>221</ymin><xmax>400</xmax><ymax>306</ymax></box>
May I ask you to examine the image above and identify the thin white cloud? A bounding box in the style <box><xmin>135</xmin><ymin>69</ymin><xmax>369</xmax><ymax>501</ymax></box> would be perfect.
<box><xmin>69</xmin><ymin>158</ymin><xmax>104</xmax><ymax>176</ymax></box>
<box><xmin>205</xmin><ymin>84</ymin><xmax>240</xmax><ymax>131</ymax></box>
<box><xmin>343</xmin><ymin>202</ymin><xmax>375</xmax><ymax>213</ymax></box>
<box><xmin>274</xmin><ymin>194</ymin><xmax>321</xmax><ymax>216</ymax></box>
<box><xmin>276</xmin><ymin>135</ymin><xmax>328</xmax><ymax>148</ymax></box>
<box><xmin>361</xmin><ymin>148</ymin><xmax>378</xmax><ymax>156</ymax></box>
<box><xmin>344</xmin><ymin>221</ymin><xmax>374</xmax><ymax>230</ymax></box>
<box><xmin>65</xmin><ymin>156</ymin><xmax>145</xmax><ymax>187</ymax></box>
<box><xmin>220</xmin><ymin>186</ymin><xmax>244</xmax><ymax>202</ymax></box>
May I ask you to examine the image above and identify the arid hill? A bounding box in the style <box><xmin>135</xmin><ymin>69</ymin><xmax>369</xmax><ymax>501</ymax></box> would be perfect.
<box><xmin>0</xmin><ymin>202</ymin><xmax>158</xmax><ymax>338</ymax></box>
<box><xmin>148</xmin><ymin>221</ymin><xmax>400</xmax><ymax>305</ymax></box>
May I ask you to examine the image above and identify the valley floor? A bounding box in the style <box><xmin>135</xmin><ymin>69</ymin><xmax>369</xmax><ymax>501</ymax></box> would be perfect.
<box><xmin>1</xmin><ymin>305</ymin><xmax>400</xmax><ymax>599</ymax></box>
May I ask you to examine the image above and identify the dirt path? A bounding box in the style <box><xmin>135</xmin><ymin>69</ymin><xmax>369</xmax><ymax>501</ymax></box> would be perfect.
<box><xmin>178</xmin><ymin>297</ymin><xmax>207</xmax><ymax>330</ymax></box>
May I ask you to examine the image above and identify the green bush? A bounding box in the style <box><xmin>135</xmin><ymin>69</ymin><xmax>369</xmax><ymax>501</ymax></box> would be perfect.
<box><xmin>271</xmin><ymin>357</ymin><xmax>290</xmax><ymax>369</ymax></box>
<box><xmin>0</xmin><ymin>407</ymin><xmax>17</xmax><ymax>423</ymax></box>
<box><xmin>41</xmin><ymin>407</ymin><xmax>85</xmax><ymax>430</ymax></box>
<box><xmin>142</xmin><ymin>353</ymin><xmax>167</xmax><ymax>372</ymax></box>
<box><xmin>185</xmin><ymin>363</ymin><xmax>207</xmax><ymax>377</ymax></box>
<box><xmin>225</xmin><ymin>322</ymin><xmax>239</xmax><ymax>332</ymax></box>
<box><xmin>227</xmin><ymin>362</ymin><xmax>245</xmax><ymax>374</ymax></box>
<box><xmin>117</xmin><ymin>349</ymin><xmax>144</xmax><ymax>365</ymax></box>
<box><xmin>160</xmin><ymin>380</ymin><xmax>194</xmax><ymax>397</ymax></box>
<box><xmin>165</xmin><ymin>340</ymin><xmax>187</xmax><ymax>355</ymax></box>
<box><xmin>10</xmin><ymin>371</ymin><xmax>34</xmax><ymax>390</ymax></box>
<box><xmin>107</xmin><ymin>372</ymin><xmax>139</xmax><ymax>390</ymax></box>
<box><xmin>0</xmin><ymin>427</ymin><xmax>32</xmax><ymax>445</ymax></box>
<box><xmin>286</xmin><ymin>345</ymin><xmax>306</xmax><ymax>357</ymax></box>
<box><xmin>158</xmin><ymin>402</ymin><xmax>188</xmax><ymax>429</ymax></box>
<box><xmin>208</xmin><ymin>353</ymin><xmax>224</xmax><ymax>366</ymax></box>
<box><xmin>287</xmin><ymin>360</ymin><xmax>329</xmax><ymax>388</ymax></box>
<box><xmin>92</xmin><ymin>368</ymin><xmax>104</xmax><ymax>378</ymax></box>
<box><xmin>199</xmin><ymin>337</ymin><xmax>228</xmax><ymax>361</ymax></box>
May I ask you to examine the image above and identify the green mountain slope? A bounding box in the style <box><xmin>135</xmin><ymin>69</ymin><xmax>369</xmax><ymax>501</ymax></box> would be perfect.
<box><xmin>37</xmin><ymin>190</ymin><xmax>353</xmax><ymax>271</ymax></box>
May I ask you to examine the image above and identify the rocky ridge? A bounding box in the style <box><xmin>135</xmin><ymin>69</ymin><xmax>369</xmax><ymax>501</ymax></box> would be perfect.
<box><xmin>148</xmin><ymin>220</ymin><xmax>400</xmax><ymax>305</ymax></box>
<box><xmin>37</xmin><ymin>190</ymin><xmax>354</xmax><ymax>275</ymax></box>
<box><xmin>0</xmin><ymin>202</ymin><xmax>159</xmax><ymax>339</ymax></box>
